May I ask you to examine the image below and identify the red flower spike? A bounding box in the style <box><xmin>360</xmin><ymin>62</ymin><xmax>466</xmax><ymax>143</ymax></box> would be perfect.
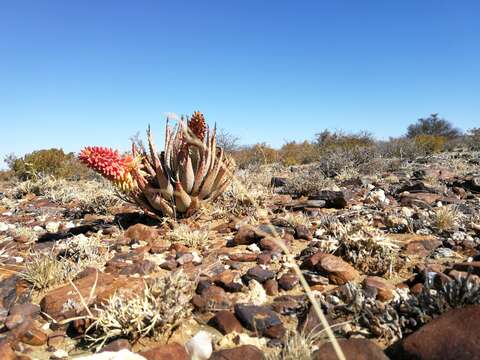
<box><xmin>79</xmin><ymin>146</ymin><xmax>139</xmax><ymax>192</ymax></box>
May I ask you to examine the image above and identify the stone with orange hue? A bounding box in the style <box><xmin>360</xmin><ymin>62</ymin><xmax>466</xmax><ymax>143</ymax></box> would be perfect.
<box><xmin>40</xmin><ymin>271</ymin><xmax>144</xmax><ymax>321</ymax></box>
<box><xmin>139</xmin><ymin>342</ymin><xmax>189</xmax><ymax>360</ymax></box>
<box><xmin>124</xmin><ymin>223</ymin><xmax>161</xmax><ymax>242</ymax></box>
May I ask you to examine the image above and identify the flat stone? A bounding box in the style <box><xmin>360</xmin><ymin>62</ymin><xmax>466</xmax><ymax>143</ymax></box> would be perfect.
<box><xmin>363</xmin><ymin>276</ymin><xmax>395</xmax><ymax>301</ymax></box>
<box><xmin>401</xmin><ymin>305</ymin><xmax>480</xmax><ymax>359</ymax></box>
<box><xmin>0</xmin><ymin>341</ymin><xmax>16</xmax><ymax>360</ymax></box>
<box><xmin>314</xmin><ymin>339</ymin><xmax>388</xmax><ymax>360</ymax></box>
<box><xmin>232</xmin><ymin>226</ymin><xmax>259</xmax><ymax>246</ymax></box>
<box><xmin>277</xmin><ymin>273</ymin><xmax>299</xmax><ymax>291</ymax></box>
<box><xmin>192</xmin><ymin>286</ymin><xmax>231</xmax><ymax>312</ymax></box>
<box><xmin>309</xmin><ymin>190</ymin><xmax>350</xmax><ymax>209</ymax></box>
<box><xmin>100</xmin><ymin>339</ymin><xmax>132</xmax><ymax>352</ymax></box>
<box><xmin>452</xmin><ymin>261</ymin><xmax>480</xmax><ymax>275</ymax></box>
<box><xmin>139</xmin><ymin>342</ymin><xmax>189</xmax><ymax>360</ymax></box>
<box><xmin>234</xmin><ymin>304</ymin><xmax>282</xmax><ymax>334</ymax></box>
<box><xmin>20</xmin><ymin>323</ymin><xmax>47</xmax><ymax>346</ymax></box>
<box><xmin>315</xmin><ymin>253</ymin><xmax>360</xmax><ymax>285</ymax></box>
<box><xmin>214</xmin><ymin>271</ymin><xmax>243</xmax><ymax>292</ymax></box>
<box><xmin>294</xmin><ymin>224</ymin><xmax>312</xmax><ymax>240</ymax></box>
<box><xmin>229</xmin><ymin>253</ymin><xmax>258</xmax><ymax>262</ymax></box>
<box><xmin>40</xmin><ymin>271</ymin><xmax>144</xmax><ymax>321</ymax></box>
<box><xmin>124</xmin><ymin>223</ymin><xmax>160</xmax><ymax>242</ymax></box>
<box><xmin>263</xmin><ymin>279</ymin><xmax>278</xmax><ymax>296</ymax></box>
<box><xmin>245</xmin><ymin>266</ymin><xmax>275</xmax><ymax>284</ymax></box>
<box><xmin>210</xmin><ymin>345</ymin><xmax>265</xmax><ymax>360</ymax></box>
<box><xmin>208</xmin><ymin>311</ymin><xmax>244</xmax><ymax>335</ymax></box>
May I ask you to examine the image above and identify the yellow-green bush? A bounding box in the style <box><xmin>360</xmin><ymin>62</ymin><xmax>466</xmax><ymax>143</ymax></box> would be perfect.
<box><xmin>414</xmin><ymin>135</ymin><xmax>446</xmax><ymax>154</ymax></box>
<box><xmin>279</xmin><ymin>141</ymin><xmax>318</xmax><ymax>166</ymax></box>
<box><xmin>232</xmin><ymin>143</ymin><xmax>279</xmax><ymax>169</ymax></box>
<box><xmin>12</xmin><ymin>148</ymin><xmax>92</xmax><ymax>180</ymax></box>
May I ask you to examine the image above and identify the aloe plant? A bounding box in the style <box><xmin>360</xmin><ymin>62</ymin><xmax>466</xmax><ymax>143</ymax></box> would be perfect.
<box><xmin>79</xmin><ymin>112</ymin><xmax>236</xmax><ymax>219</ymax></box>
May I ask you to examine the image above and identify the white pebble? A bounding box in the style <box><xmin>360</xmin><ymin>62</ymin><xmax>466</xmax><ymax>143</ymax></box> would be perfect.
<box><xmin>186</xmin><ymin>331</ymin><xmax>213</xmax><ymax>360</ymax></box>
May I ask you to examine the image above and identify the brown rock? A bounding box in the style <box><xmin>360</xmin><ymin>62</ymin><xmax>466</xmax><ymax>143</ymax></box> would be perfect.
<box><xmin>401</xmin><ymin>305</ymin><xmax>480</xmax><ymax>360</ymax></box>
<box><xmin>259</xmin><ymin>237</ymin><xmax>287</xmax><ymax>252</ymax></box>
<box><xmin>263</xmin><ymin>279</ymin><xmax>278</xmax><ymax>296</ymax></box>
<box><xmin>101</xmin><ymin>338</ymin><xmax>132</xmax><ymax>352</ymax></box>
<box><xmin>210</xmin><ymin>345</ymin><xmax>265</xmax><ymax>360</ymax></box>
<box><xmin>400</xmin><ymin>192</ymin><xmax>441</xmax><ymax>206</ymax></box>
<box><xmin>232</xmin><ymin>226</ymin><xmax>258</xmax><ymax>246</ymax></box>
<box><xmin>20</xmin><ymin>323</ymin><xmax>47</xmax><ymax>346</ymax></box>
<box><xmin>262</xmin><ymin>323</ymin><xmax>286</xmax><ymax>339</ymax></box>
<box><xmin>363</xmin><ymin>276</ymin><xmax>395</xmax><ymax>301</ymax></box>
<box><xmin>229</xmin><ymin>252</ymin><xmax>258</xmax><ymax>262</ymax></box>
<box><xmin>0</xmin><ymin>340</ymin><xmax>16</xmax><ymax>360</ymax></box>
<box><xmin>271</xmin><ymin>295</ymin><xmax>306</xmax><ymax>315</ymax></box>
<box><xmin>245</xmin><ymin>266</ymin><xmax>275</xmax><ymax>284</ymax></box>
<box><xmin>452</xmin><ymin>261</ymin><xmax>480</xmax><ymax>275</ymax></box>
<box><xmin>139</xmin><ymin>342</ymin><xmax>189</xmax><ymax>360</ymax></box>
<box><xmin>257</xmin><ymin>252</ymin><xmax>272</xmax><ymax>265</ymax></box>
<box><xmin>192</xmin><ymin>285</ymin><xmax>231</xmax><ymax>311</ymax></box>
<box><xmin>208</xmin><ymin>311</ymin><xmax>244</xmax><ymax>335</ymax></box>
<box><xmin>47</xmin><ymin>330</ymin><xmax>66</xmax><ymax>348</ymax></box>
<box><xmin>314</xmin><ymin>339</ymin><xmax>388</xmax><ymax>360</ymax></box>
<box><xmin>278</xmin><ymin>273</ymin><xmax>299</xmax><ymax>291</ymax></box>
<box><xmin>390</xmin><ymin>234</ymin><xmax>442</xmax><ymax>257</ymax></box>
<box><xmin>40</xmin><ymin>271</ymin><xmax>143</xmax><ymax>321</ymax></box>
<box><xmin>315</xmin><ymin>253</ymin><xmax>359</xmax><ymax>285</ymax></box>
<box><xmin>309</xmin><ymin>190</ymin><xmax>351</xmax><ymax>209</ymax></box>
<box><xmin>234</xmin><ymin>304</ymin><xmax>281</xmax><ymax>335</ymax></box>
<box><xmin>214</xmin><ymin>271</ymin><xmax>243</xmax><ymax>292</ymax></box>
<box><xmin>124</xmin><ymin>223</ymin><xmax>160</xmax><ymax>242</ymax></box>
<box><xmin>294</xmin><ymin>224</ymin><xmax>312</xmax><ymax>240</ymax></box>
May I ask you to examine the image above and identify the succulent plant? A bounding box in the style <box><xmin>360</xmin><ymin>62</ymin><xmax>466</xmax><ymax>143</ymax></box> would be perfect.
<box><xmin>79</xmin><ymin>112</ymin><xmax>236</xmax><ymax>219</ymax></box>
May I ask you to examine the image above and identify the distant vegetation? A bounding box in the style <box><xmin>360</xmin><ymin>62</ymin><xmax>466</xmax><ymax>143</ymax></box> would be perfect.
<box><xmin>1</xmin><ymin>113</ymin><xmax>477</xmax><ymax>181</ymax></box>
<box><xmin>2</xmin><ymin>148</ymin><xmax>92</xmax><ymax>181</ymax></box>
<box><xmin>230</xmin><ymin>113</ymin><xmax>477</xmax><ymax>168</ymax></box>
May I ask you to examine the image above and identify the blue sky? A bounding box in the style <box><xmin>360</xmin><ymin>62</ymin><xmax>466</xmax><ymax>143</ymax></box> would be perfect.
<box><xmin>1</xmin><ymin>0</ymin><xmax>479</xmax><ymax>167</ymax></box>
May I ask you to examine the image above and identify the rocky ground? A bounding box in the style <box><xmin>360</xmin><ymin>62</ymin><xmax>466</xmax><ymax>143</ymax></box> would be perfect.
<box><xmin>0</xmin><ymin>150</ymin><xmax>479</xmax><ymax>360</ymax></box>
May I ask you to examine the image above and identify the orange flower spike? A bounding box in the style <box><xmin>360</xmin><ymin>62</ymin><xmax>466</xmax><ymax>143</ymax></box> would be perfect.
<box><xmin>188</xmin><ymin>111</ymin><xmax>207</xmax><ymax>142</ymax></box>
<box><xmin>79</xmin><ymin>146</ymin><xmax>139</xmax><ymax>192</ymax></box>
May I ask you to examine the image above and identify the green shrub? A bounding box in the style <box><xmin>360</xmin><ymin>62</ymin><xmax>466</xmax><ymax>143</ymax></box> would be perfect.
<box><xmin>414</xmin><ymin>135</ymin><xmax>446</xmax><ymax>154</ymax></box>
<box><xmin>11</xmin><ymin>148</ymin><xmax>92</xmax><ymax>180</ymax></box>
<box><xmin>279</xmin><ymin>141</ymin><xmax>318</xmax><ymax>166</ymax></box>
<box><xmin>406</xmin><ymin>113</ymin><xmax>461</xmax><ymax>139</ymax></box>
<box><xmin>232</xmin><ymin>143</ymin><xmax>279</xmax><ymax>169</ymax></box>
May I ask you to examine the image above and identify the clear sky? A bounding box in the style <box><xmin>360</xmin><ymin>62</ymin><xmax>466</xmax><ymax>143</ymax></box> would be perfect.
<box><xmin>1</xmin><ymin>0</ymin><xmax>479</xmax><ymax>167</ymax></box>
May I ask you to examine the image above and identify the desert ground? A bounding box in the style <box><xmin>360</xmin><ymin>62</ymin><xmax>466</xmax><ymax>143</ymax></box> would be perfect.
<box><xmin>0</xmin><ymin>146</ymin><xmax>479</xmax><ymax>360</ymax></box>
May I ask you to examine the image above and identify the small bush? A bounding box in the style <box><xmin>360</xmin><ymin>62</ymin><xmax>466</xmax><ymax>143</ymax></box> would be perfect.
<box><xmin>11</xmin><ymin>148</ymin><xmax>92</xmax><ymax>180</ymax></box>
<box><xmin>13</xmin><ymin>176</ymin><xmax>122</xmax><ymax>214</ymax></box>
<box><xmin>376</xmin><ymin>137</ymin><xmax>419</xmax><ymax>160</ymax></box>
<box><xmin>89</xmin><ymin>271</ymin><xmax>194</xmax><ymax>347</ymax></box>
<box><xmin>283</xmin><ymin>169</ymin><xmax>333</xmax><ymax>197</ymax></box>
<box><xmin>169</xmin><ymin>224</ymin><xmax>209</xmax><ymax>248</ymax></box>
<box><xmin>21</xmin><ymin>252</ymin><xmax>75</xmax><ymax>290</ymax></box>
<box><xmin>279</xmin><ymin>141</ymin><xmax>318</xmax><ymax>166</ymax></box>
<box><xmin>406</xmin><ymin>113</ymin><xmax>461</xmax><ymax>139</ymax></box>
<box><xmin>433</xmin><ymin>206</ymin><xmax>458</xmax><ymax>231</ymax></box>
<box><xmin>414</xmin><ymin>135</ymin><xmax>446</xmax><ymax>154</ymax></box>
<box><xmin>232</xmin><ymin>143</ymin><xmax>279</xmax><ymax>169</ymax></box>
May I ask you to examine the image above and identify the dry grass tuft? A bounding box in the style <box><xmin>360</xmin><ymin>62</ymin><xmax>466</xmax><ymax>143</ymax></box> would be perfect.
<box><xmin>13</xmin><ymin>226</ymin><xmax>38</xmax><ymax>243</ymax></box>
<box><xmin>284</xmin><ymin>212</ymin><xmax>311</xmax><ymax>227</ymax></box>
<box><xmin>318</xmin><ymin>220</ymin><xmax>402</xmax><ymax>277</ymax></box>
<box><xmin>266</xmin><ymin>330</ymin><xmax>325</xmax><ymax>360</ymax></box>
<box><xmin>88</xmin><ymin>270</ymin><xmax>194</xmax><ymax>348</ymax></box>
<box><xmin>169</xmin><ymin>224</ymin><xmax>209</xmax><ymax>248</ymax></box>
<box><xmin>433</xmin><ymin>206</ymin><xmax>458</xmax><ymax>231</ymax></box>
<box><xmin>21</xmin><ymin>251</ymin><xmax>76</xmax><ymax>290</ymax></box>
<box><xmin>283</xmin><ymin>170</ymin><xmax>334</xmax><ymax>197</ymax></box>
<box><xmin>12</xmin><ymin>176</ymin><xmax>122</xmax><ymax>214</ymax></box>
